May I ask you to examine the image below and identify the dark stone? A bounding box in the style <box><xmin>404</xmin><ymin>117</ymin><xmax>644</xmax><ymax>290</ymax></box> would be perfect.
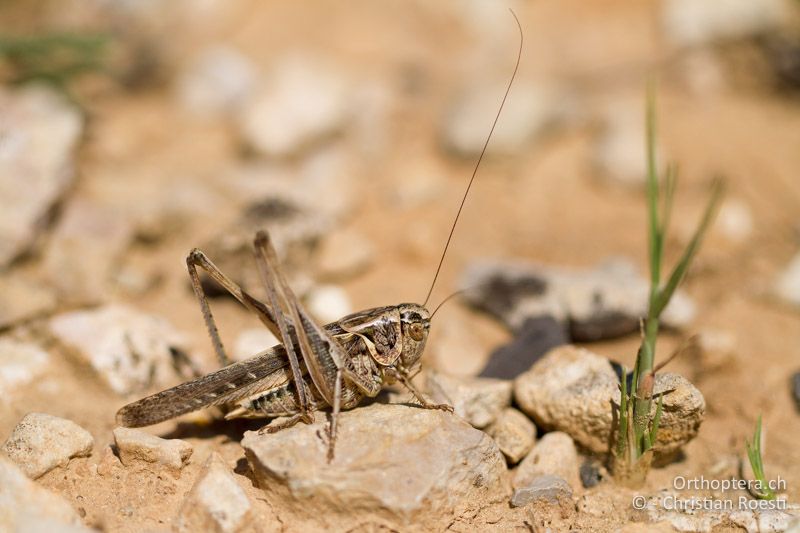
<box><xmin>579</xmin><ymin>459</ymin><xmax>602</xmax><ymax>488</ymax></box>
<box><xmin>792</xmin><ymin>371</ymin><xmax>800</xmax><ymax>411</ymax></box>
<box><xmin>569</xmin><ymin>311</ymin><xmax>640</xmax><ymax>342</ymax></box>
<box><xmin>479</xmin><ymin>316</ymin><xmax>568</xmax><ymax>380</ymax></box>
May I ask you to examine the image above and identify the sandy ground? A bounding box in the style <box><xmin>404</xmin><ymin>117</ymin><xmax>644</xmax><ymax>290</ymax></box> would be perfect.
<box><xmin>1</xmin><ymin>1</ymin><xmax>800</xmax><ymax>531</ymax></box>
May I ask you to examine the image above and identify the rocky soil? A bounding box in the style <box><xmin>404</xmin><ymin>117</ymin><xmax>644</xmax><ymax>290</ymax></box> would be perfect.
<box><xmin>1</xmin><ymin>1</ymin><xmax>800</xmax><ymax>532</ymax></box>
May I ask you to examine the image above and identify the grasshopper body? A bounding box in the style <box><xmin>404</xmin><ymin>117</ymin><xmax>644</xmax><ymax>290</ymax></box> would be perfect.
<box><xmin>117</xmin><ymin>11</ymin><xmax>522</xmax><ymax>459</ymax></box>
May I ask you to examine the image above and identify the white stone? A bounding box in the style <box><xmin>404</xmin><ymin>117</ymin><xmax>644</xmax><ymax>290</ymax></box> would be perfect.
<box><xmin>514</xmin><ymin>346</ymin><xmax>705</xmax><ymax>456</ymax></box>
<box><xmin>715</xmin><ymin>198</ymin><xmax>754</xmax><ymax>244</ymax></box>
<box><xmin>305</xmin><ymin>285</ymin><xmax>352</xmax><ymax>325</ymax></box>
<box><xmin>233</xmin><ymin>328</ymin><xmax>279</xmax><ymax>362</ymax></box>
<box><xmin>425</xmin><ymin>371</ymin><xmax>512</xmax><ymax>428</ymax></box>
<box><xmin>0</xmin><ymin>455</ymin><xmax>92</xmax><ymax>532</ymax></box>
<box><xmin>662</xmin><ymin>0</ymin><xmax>787</xmax><ymax>48</ymax></box>
<box><xmin>177</xmin><ymin>453</ymin><xmax>252</xmax><ymax>533</ymax></box>
<box><xmin>593</xmin><ymin>100</ymin><xmax>664</xmax><ymax>188</ymax></box>
<box><xmin>113</xmin><ymin>427</ymin><xmax>193</xmax><ymax>471</ymax></box>
<box><xmin>775</xmin><ymin>252</ymin><xmax>800</xmax><ymax>308</ymax></box>
<box><xmin>238</xmin><ymin>55</ymin><xmax>351</xmax><ymax>158</ymax></box>
<box><xmin>177</xmin><ymin>45</ymin><xmax>255</xmax><ymax>116</ymax></box>
<box><xmin>49</xmin><ymin>304</ymin><xmax>192</xmax><ymax>395</ymax></box>
<box><xmin>442</xmin><ymin>80</ymin><xmax>563</xmax><ymax>157</ymax></box>
<box><xmin>241</xmin><ymin>404</ymin><xmax>508</xmax><ymax>531</ymax></box>
<box><xmin>0</xmin><ymin>338</ymin><xmax>50</xmax><ymax>396</ymax></box>
<box><xmin>2</xmin><ymin>413</ymin><xmax>93</xmax><ymax>479</ymax></box>
<box><xmin>0</xmin><ymin>85</ymin><xmax>82</xmax><ymax>267</ymax></box>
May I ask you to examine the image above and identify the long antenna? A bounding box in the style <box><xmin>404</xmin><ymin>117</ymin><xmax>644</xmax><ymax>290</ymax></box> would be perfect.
<box><xmin>423</xmin><ymin>8</ymin><xmax>523</xmax><ymax>307</ymax></box>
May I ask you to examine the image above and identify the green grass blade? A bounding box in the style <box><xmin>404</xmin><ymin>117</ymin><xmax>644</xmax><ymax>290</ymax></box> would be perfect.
<box><xmin>654</xmin><ymin>177</ymin><xmax>724</xmax><ymax>316</ymax></box>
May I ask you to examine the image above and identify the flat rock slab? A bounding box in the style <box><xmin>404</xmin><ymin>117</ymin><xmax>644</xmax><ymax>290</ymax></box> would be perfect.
<box><xmin>242</xmin><ymin>403</ymin><xmax>509</xmax><ymax>531</ymax></box>
<box><xmin>2</xmin><ymin>412</ymin><xmax>93</xmax><ymax>479</ymax></box>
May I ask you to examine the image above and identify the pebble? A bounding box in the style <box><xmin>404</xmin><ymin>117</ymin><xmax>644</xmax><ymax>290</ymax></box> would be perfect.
<box><xmin>305</xmin><ymin>285</ymin><xmax>352</xmax><ymax>325</ymax></box>
<box><xmin>514</xmin><ymin>346</ymin><xmax>705</xmax><ymax>456</ymax></box>
<box><xmin>314</xmin><ymin>228</ymin><xmax>375</xmax><ymax>282</ymax></box>
<box><xmin>792</xmin><ymin>371</ymin><xmax>800</xmax><ymax>411</ymax></box>
<box><xmin>662</xmin><ymin>0</ymin><xmax>787</xmax><ymax>48</ymax></box>
<box><xmin>113</xmin><ymin>427</ymin><xmax>193</xmax><ymax>471</ymax></box>
<box><xmin>177</xmin><ymin>45</ymin><xmax>255</xmax><ymax>117</ymax></box>
<box><xmin>238</xmin><ymin>55</ymin><xmax>351</xmax><ymax>158</ymax></box>
<box><xmin>0</xmin><ymin>338</ymin><xmax>50</xmax><ymax>396</ymax></box>
<box><xmin>0</xmin><ymin>274</ymin><xmax>56</xmax><ymax>329</ymax></box>
<box><xmin>233</xmin><ymin>328</ymin><xmax>279</xmax><ymax>362</ymax></box>
<box><xmin>462</xmin><ymin>258</ymin><xmax>695</xmax><ymax>341</ymax></box>
<box><xmin>43</xmin><ymin>198</ymin><xmax>135</xmax><ymax>305</ymax></box>
<box><xmin>425</xmin><ymin>371</ymin><xmax>512</xmax><ymax>428</ymax></box>
<box><xmin>441</xmin><ymin>79</ymin><xmax>562</xmax><ymax>157</ymax></box>
<box><xmin>479</xmin><ymin>316</ymin><xmax>568</xmax><ymax>380</ymax></box>
<box><xmin>0</xmin><ymin>85</ymin><xmax>83</xmax><ymax>267</ymax></box>
<box><xmin>49</xmin><ymin>304</ymin><xmax>193</xmax><ymax>395</ymax></box>
<box><xmin>513</xmin><ymin>431</ymin><xmax>580</xmax><ymax>490</ymax></box>
<box><xmin>715</xmin><ymin>199</ymin><xmax>754</xmax><ymax>244</ymax></box>
<box><xmin>0</xmin><ymin>455</ymin><xmax>92</xmax><ymax>532</ymax></box>
<box><xmin>485</xmin><ymin>407</ymin><xmax>536</xmax><ymax>464</ymax></box>
<box><xmin>241</xmin><ymin>403</ymin><xmax>508</xmax><ymax>531</ymax></box>
<box><xmin>510</xmin><ymin>474</ymin><xmax>573</xmax><ymax>508</ymax></box>
<box><xmin>2</xmin><ymin>413</ymin><xmax>93</xmax><ymax>479</ymax></box>
<box><xmin>176</xmin><ymin>453</ymin><xmax>252</xmax><ymax>533</ymax></box>
<box><xmin>775</xmin><ymin>252</ymin><xmax>800</xmax><ymax>308</ymax></box>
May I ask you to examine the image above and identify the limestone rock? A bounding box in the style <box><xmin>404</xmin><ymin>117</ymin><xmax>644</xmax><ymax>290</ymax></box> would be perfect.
<box><xmin>514</xmin><ymin>346</ymin><xmax>705</xmax><ymax>456</ymax></box>
<box><xmin>49</xmin><ymin>304</ymin><xmax>192</xmax><ymax>395</ymax></box>
<box><xmin>113</xmin><ymin>427</ymin><xmax>193</xmax><ymax>471</ymax></box>
<box><xmin>0</xmin><ymin>455</ymin><xmax>93</xmax><ymax>532</ymax></box>
<box><xmin>485</xmin><ymin>407</ymin><xmax>536</xmax><ymax>464</ymax></box>
<box><xmin>177</xmin><ymin>453</ymin><xmax>252</xmax><ymax>533</ymax></box>
<box><xmin>241</xmin><ymin>403</ymin><xmax>508</xmax><ymax>531</ymax></box>
<box><xmin>513</xmin><ymin>431</ymin><xmax>580</xmax><ymax>490</ymax></box>
<box><xmin>2</xmin><ymin>413</ymin><xmax>93</xmax><ymax>479</ymax></box>
<box><xmin>425</xmin><ymin>371</ymin><xmax>512</xmax><ymax>428</ymax></box>
<box><xmin>0</xmin><ymin>85</ymin><xmax>82</xmax><ymax>268</ymax></box>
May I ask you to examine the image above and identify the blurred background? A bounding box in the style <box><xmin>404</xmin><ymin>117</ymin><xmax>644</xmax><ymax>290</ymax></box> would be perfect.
<box><xmin>1</xmin><ymin>0</ymin><xmax>800</xmax><ymax>516</ymax></box>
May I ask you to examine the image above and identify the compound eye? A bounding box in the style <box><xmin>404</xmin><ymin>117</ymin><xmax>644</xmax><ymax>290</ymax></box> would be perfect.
<box><xmin>408</xmin><ymin>322</ymin><xmax>425</xmax><ymax>342</ymax></box>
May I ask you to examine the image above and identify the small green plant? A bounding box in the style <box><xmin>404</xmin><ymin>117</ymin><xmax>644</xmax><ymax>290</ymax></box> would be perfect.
<box><xmin>745</xmin><ymin>416</ymin><xmax>777</xmax><ymax>500</ymax></box>
<box><xmin>613</xmin><ymin>88</ymin><xmax>723</xmax><ymax>485</ymax></box>
<box><xmin>0</xmin><ymin>32</ymin><xmax>110</xmax><ymax>95</ymax></box>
